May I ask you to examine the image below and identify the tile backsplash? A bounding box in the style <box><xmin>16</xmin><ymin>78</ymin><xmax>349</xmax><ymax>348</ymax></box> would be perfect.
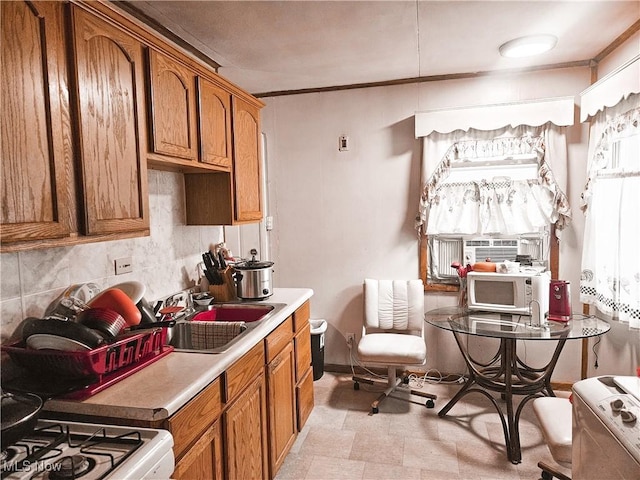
<box><xmin>0</xmin><ymin>169</ymin><xmax>223</xmax><ymax>341</ymax></box>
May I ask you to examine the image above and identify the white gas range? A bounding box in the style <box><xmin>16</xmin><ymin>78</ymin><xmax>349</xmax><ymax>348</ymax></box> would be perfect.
<box><xmin>0</xmin><ymin>419</ymin><xmax>173</xmax><ymax>480</ymax></box>
<box><xmin>572</xmin><ymin>375</ymin><xmax>640</xmax><ymax>479</ymax></box>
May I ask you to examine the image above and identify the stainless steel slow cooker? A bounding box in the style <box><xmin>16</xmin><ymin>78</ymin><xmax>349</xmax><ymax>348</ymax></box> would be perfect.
<box><xmin>233</xmin><ymin>255</ymin><xmax>274</xmax><ymax>300</ymax></box>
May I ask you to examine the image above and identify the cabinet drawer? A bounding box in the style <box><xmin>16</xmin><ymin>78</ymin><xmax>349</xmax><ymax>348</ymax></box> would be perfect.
<box><xmin>264</xmin><ymin>316</ymin><xmax>293</xmax><ymax>363</ymax></box>
<box><xmin>167</xmin><ymin>378</ymin><xmax>222</xmax><ymax>460</ymax></box>
<box><xmin>296</xmin><ymin>368</ymin><xmax>314</xmax><ymax>431</ymax></box>
<box><xmin>292</xmin><ymin>301</ymin><xmax>310</xmax><ymax>333</ymax></box>
<box><xmin>294</xmin><ymin>322</ymin><xmax>312</xmax><ymax>383</ymax></box>
<box><xmin>224</xmin><ymin>342</ymin><xmax>265</xmax><ymax>402</ymax></box>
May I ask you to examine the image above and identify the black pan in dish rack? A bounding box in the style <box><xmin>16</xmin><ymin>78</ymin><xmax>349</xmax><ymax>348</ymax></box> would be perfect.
<box><xmin>21</xmin><ymin>318</ymin><xmax>104</xmax><ymax>351</ymax></box>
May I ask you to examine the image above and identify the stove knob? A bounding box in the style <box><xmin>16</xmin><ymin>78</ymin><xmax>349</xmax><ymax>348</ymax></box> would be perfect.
<box><xmin>620</xmin><ymin>409</ymin><xmax>637</xmax><ymax>424</ymax></box>
<box><xmin>610</xmin><ymin>398</ymin><xmax>625</xmax><ymax>412</ymax></box>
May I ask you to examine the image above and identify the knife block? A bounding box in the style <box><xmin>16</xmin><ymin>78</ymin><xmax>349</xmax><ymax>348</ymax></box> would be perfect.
<box><xmin>208</xmin><ymin>267</ymin><xmax>237</xmax><ymax>302</ymax></box>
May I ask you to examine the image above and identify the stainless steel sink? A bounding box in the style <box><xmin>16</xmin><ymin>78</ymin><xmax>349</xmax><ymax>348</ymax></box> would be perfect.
<box><xmin>168</xmin><ymin>303</ymin><xmax>285</xmax><ymax>353</ymax></box>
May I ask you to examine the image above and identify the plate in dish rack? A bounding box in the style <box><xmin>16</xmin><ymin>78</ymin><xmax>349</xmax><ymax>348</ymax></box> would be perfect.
<box><xmin>106</xmin><ymin>281</ymin><xmax>146</xmax><ymax>304</ymax></box>
<box><xmin>26</xmin><ymin>334</ymin><xmax>93</xmax><ymax>351</ymax></box>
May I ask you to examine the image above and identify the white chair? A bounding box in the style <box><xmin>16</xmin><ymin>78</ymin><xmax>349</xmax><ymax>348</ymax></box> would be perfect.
<box><xmin>532</xmin><ymin>396</ymin><xmax>573</xmax><ymax>480</ymax></box>
<box><xmin>352</xmin><ymin>279</ymin><xmax>436</xmax><ymax>414</ymax></box>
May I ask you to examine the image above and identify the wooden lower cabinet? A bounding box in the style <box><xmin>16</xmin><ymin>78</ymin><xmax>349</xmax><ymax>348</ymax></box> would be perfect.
<box><xmin>223</xmin><ymin>373</ymin><xmax>268</xmax><ymax>480</ymax></box>
<box><xmin>296</xmin><ymin>365</ymin><xmax>315</xmax><ymax>431</ymax></box>
<box><xmin>263</xmin><ymin>302</ymin><xmax>315</xmax><ymax>478</ymax></box>
<box><xmin>172</xmin><ymin>420</ymin><xmax>223</xmax><ymax>480</ymax></box>
<box><xmin>266</xmin><ymin>341</ymin><xmax>297</xmax><ymax>477</ymax></box>
<box><xmin>293</xmin><ymin>301</ymin><xmax>314</xmax><ymax>431</ymax></box>
<box><xmin>165</xmin><ymin>377</ymin><xmax>222</xmax><ymax>480</ymax></box>
<box><xmin>152</xmin><ymin>303</ymin><xmax>313</xmax><ymax>480</ymax></box>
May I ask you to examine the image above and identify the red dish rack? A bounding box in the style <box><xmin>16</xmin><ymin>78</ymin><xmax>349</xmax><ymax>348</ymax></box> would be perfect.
<box><xmin>2</xmin><ymin>328</ymin><xmax>173</xmax><ymax>399</ymax></box>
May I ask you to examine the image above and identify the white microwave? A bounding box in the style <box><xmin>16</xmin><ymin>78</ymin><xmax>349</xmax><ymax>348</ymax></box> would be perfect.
<box><xmin>467</xmin><ymin>271</ymin><xmax>550</xmax><ymax>318</ymax></box>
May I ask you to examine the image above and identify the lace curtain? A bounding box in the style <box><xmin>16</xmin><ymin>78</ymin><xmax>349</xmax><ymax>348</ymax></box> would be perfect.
<box><xmin>416</xmin><ymin>124</ymin><xmax>571</xmax><ymax>236</ymax></box>
<box><xmin>580</xmin><ymin>93</ymin><xmax>640</xmax><ymax>329</ymax></box>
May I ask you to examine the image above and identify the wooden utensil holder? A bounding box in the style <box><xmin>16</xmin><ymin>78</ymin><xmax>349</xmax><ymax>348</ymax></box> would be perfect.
<box><xmin>208</xmin><ymin>267</ymin><xmax>237</xmax><ymax>302</ymax></box>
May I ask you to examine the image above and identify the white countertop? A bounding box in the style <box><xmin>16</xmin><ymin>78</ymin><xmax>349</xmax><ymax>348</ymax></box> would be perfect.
<box><xmin>43</xmin><ymin>288</ymin><xmax>313</xmax><ymax>423</ymax></box>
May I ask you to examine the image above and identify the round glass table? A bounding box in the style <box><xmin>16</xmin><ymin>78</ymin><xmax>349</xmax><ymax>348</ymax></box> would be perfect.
<box><xmin>425</xmin><ymin>306</ymin><xmax>610</xmax><ymax>464</ymax></box>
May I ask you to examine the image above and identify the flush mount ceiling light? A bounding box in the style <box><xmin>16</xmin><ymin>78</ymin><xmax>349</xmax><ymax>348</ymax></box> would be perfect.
<box><xmin>499</xmin><ymin>34</ymin><xmax>558</xmax><ymax>58</ymax></box>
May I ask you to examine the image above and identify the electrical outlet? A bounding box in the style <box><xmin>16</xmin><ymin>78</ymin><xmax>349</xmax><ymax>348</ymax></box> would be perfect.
<box><xmin>114</xmin><ymin>256</ymin><xmax>133</xmax><ymax>275</ymax></box>
<box><xmin>346</xmin><ymin>333</ymin><xmax>355</xmax><ymax>347</ymax></box>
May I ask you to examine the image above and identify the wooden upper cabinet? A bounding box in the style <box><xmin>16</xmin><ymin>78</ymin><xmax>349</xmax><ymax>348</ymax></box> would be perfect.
<box><xmin>1</xmin><ymin>1</ymin><xmax>73</xmax><ymax>244</ymax></box>
<box><xmin>232</xmin><ymin>97</ymin><xmax>263</xmax><ymax>222</ymax></box>
<box><xmin>197</xmin><ymin>77</ymin><xmax>232</xmax><ymax>169</ymax></box>
<box><xmin>147</xmin><ymin>49</ymin><xmax>198</xmax><ymax>161</ymax></box>
<box><xmin>71</xmin><ymin>6</ymin><xmax>149</xmax><ymax>235</ymax></box>
<box><xmin>184</xmin><ymin>95</ymin><xmax>263</xmax><ymax>225</ymax></box>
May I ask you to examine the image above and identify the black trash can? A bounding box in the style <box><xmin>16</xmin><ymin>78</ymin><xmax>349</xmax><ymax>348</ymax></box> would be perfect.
<box><xmin>310</xmin><ymin>319</ymin><xmax>327</xmax><ymax>380</ymax></box>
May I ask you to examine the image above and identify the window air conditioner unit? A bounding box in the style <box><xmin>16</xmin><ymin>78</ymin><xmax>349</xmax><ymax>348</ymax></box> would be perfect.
<box><xmin>429</xmin><ymin>235</ymin><xmax>547</xmax><ymax>283</ymax></box>
<box><xmin>463</xmin><ymin>238</ymin><xmax>520</xmax><ymax>264</ymax></box>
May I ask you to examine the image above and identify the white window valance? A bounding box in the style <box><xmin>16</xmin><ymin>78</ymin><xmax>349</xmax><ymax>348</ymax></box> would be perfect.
<box><xmin>415</xmin><ymin>97</ymin><xmax>575</xmax><ymax>137</ymax></box>
<box><xmin>580</xmin><ymin>55</ymin><xmax>640</xmax><ymax>123</ymax></box>
<box><xmin>416</xmin><ymin>128</ymin><xmax>571</xmax><ymax>236</ymax></box>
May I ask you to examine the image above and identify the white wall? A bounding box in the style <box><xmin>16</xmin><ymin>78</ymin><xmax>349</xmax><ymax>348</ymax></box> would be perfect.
<box><xmin>597</xmin><ymin>31</ymin><xmax>640</xmax><ymax>78</ymax></box>
<box><xmin>261</xmin><ymin>63</ymin><xmax>638</xmax><ymax>382</ymax></box>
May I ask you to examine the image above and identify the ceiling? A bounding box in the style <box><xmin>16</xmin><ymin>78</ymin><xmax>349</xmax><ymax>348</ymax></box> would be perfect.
<box><xmin>122</xmin><ymin>1</ymin><xmax>640</xmax><ymax>96</ymax></box>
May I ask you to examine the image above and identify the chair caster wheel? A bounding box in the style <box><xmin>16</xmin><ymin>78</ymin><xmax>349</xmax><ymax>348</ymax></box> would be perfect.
<box><xmin>372</xmin><ymin>407</ymin><xmax>379</xmax><ymax>414</ymax></box>
<box><xmin>353</xmin><ymin>382</ymin><xmax>360</xmax><ymax>391</ymax></box>
<box><xmin>426</xmin><ymin>399</ymin><xmax>435</xmax><ymax>409</ymax></box>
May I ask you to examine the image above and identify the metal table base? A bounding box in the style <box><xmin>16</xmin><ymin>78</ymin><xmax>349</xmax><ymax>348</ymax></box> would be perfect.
<box><xmin>438</xmin><ymin>330</ymin><xmax>567</xmax><ymax>464</ymax></box>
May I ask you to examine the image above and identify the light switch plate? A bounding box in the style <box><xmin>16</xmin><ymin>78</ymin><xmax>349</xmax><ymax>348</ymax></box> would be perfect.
<box><xmin>339</xmin><ymin>134</ymin><xmax>349</xmax><ymax>151</ymax></box>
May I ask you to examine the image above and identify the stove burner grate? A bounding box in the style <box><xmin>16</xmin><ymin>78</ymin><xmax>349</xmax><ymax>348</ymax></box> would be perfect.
<box><xmin>72</xmin><ymin>427</ymin><xmax>143</xmax><ymax>476</ymax></box>
<box><xmin>1</xmin><ymin>423</ymin><xmax>144</xmax><ymax>480</ymax></box>
<box><xmin>49</xmin><ymin>455</ymin><xmax>96</xmax><ymax>480</ymax></box>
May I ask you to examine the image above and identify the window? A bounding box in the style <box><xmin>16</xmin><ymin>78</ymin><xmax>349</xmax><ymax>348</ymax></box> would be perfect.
<box><xmin>415</xmin><ymin>99</ymin><xmax>575</xmax><ymax>291</ymax></box>
<box><xmin>417</xmin><ymin>132</ymin><xmax>567</xmax><ymax>290</ymax></box>
<box><xmin>580</xmin><ymin>96</ymin><xmax>640</xmax><ymax>328</ymax></box>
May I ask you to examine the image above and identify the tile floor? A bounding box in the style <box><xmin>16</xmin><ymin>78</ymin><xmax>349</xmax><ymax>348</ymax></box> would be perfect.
<box><xmin>275</xmin><ymin>371</ymin><xmax>570</xmax><ymax>480</ymax></box>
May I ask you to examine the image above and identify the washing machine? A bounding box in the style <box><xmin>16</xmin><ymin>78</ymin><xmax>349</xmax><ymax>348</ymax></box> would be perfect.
<box><xmin>572</xmin><ymin>376</ymin><xmax>640</xmax><ymax>479</ymax></box>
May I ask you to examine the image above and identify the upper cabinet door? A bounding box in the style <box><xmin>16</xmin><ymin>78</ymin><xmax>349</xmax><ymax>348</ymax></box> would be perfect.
<box><xmin>71</xmin><ymin>7</ymin><xmax>149</xmax><ymax>235</ymax></box>
<box><xmin>198</xmin><ymin>77</ymin><xmax>232</xmax><ymax>169</ymax></box>
<box><xmin>1</xmin><ymin>1</ymin><xmax>72</xmax><ymax>244</ymax></box>
<box><xmin>147</xmin><ymin>49</ymin><xmax>198</xmax><ymax>161</ymax></box>
<box><xmin>232</xmin><ymin>97</ymin><xmax>263</xmax><ymax>223</ymax></box>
